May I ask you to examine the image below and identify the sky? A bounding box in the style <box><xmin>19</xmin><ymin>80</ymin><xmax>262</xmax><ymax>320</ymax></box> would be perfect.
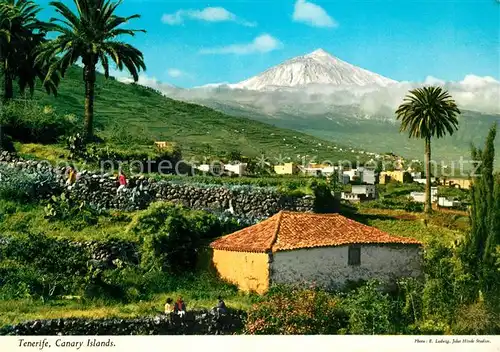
<box><xmin>36</xmin><ymin>0</ymin><xmax>500</xmax><ymax>88</ymax></box>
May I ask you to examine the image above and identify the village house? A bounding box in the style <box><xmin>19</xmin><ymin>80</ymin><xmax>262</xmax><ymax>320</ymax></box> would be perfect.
<box><xmin>196</xmin><ymin>163</ymin><xmax>224</xmax><ymax>175</ymax></box>
<box><xmin>410</xmin><ymin>187</ymin><xmax>438</xmax><ymax>203</ymax></box>
<box><xmin>301</xmin><ymin>163</ymin><xmax>339</xmax><ymax>177</ymax></box>
<box><xmin>438</xmin><ymin>197</ymin><xmax>462</xmax><ymax>208</ymax></box>
<box><xmin>210</xmin><ymin>211</ymin><xmax>423</xmax><ymax>294</ymax></box>
<box><xmin>379</xmin><ymin>171</ymin><xmax>413</xmax><ymax>184</ymax></box>
<box><xmin>413</xmin><ymin>177</ymin><xmax>437</xmax><ymax>185</ymax></box>
<box><xmin>438</xmin><ymin>177</ymin><xmax>471</xmax><ymax>190</ymax></box>
<box><xmin>341</xmin><ymin>184</ymin><xmax>378</xmax><ymax>203</ymax></box>
<box><xmin>224</xmin><ymin>162</ymin><xmax>247</xmax><ymax>176</ymax></box>
<box><xmin>274</xmin><ymin>162</ymin><xmax>299</xmax><ymax>175</ymax></box>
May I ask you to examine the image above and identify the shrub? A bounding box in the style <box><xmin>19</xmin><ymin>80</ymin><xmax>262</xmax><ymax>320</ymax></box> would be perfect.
<box><xmin>129</xmin><ymin>202</ymin><xmax>200</xmax><ymax>273</ymax></box>
<box><xmin>0</xmin><ymin>233</ymin><xmax>90</xmax><ymax>299</ymax></box>
<box><xmin>0</xmin><ymin>102</ymin><xmax>78</xmax><ymax>144</ymax></box>
<box><xmin>0</xmin><ymin>164</ymin><xmax>59</xmax><ymax>202</ymax></box>
<box><xmin>453</xmin><ymin>301</ymin><xmax>499</xmax><ymax>334</ymax></box>
<box><xmin>309</xmin><ymin>179</ymin><xmax>338</xmax><ymax>213</ymax></box>
<box><xmin>341</xmin><ymin>280</ymin><xmax>395</xmax><ymax>334</ymax></box>
<box><xmin>244</xmin><ymin>285</ymin><xmax>349</xmax><ymax>334</ymax></box>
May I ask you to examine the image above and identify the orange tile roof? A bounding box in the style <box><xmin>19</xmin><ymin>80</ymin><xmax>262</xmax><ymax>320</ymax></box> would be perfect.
<box><xmin>210</xmin><ymin>211</ymin><xmax>422</xmax><ymax>253</ymax></box>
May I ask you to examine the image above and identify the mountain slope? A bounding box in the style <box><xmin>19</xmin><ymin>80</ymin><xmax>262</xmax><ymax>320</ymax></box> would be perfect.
<box><xmin>175</xmin><ymin>91</ymin><xmax>500</xmax><ymax>164</ymax></box>
<box><xmin>230</xmin><ymin>49</ymin><xmax>396</xmax><ymax>90</ymax></box>
<box><xmin>28</xmin><ymin>67</ymin><xmax>369</xmax><ymax>162</ymax></box>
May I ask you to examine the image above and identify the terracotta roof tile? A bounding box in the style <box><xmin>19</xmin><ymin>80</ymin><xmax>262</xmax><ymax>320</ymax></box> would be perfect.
<box><xmin>210</xmin><ymin>211</ymin><xmax>422</xmax><ymax>253</ymax></box>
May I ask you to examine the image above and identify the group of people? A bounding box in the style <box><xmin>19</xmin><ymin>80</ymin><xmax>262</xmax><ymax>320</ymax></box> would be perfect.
<box><xmin>64</xmin><ymin>166</ymin><xmax>128</xmax><ymax>194</ymax></box>
<box><xmin>164</xmin><ymin>296</ymin><xmax>227</xmax><ymax>317</ymax></box>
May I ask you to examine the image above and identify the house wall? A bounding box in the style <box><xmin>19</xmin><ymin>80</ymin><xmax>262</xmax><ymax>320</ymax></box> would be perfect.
<box><xmin>274</xmin><ymin>163</ymin><xmax>297</xmax><ymax>175</ymax></box>
<box><xmin>212</xmin><ymin>249</ymin><xmax>270</xmax><ymax>294</ymax></box>
<box><xmin>270</xmin><ymin>244</ymin><xmax>422</xmax><ymax>290</ymax></box>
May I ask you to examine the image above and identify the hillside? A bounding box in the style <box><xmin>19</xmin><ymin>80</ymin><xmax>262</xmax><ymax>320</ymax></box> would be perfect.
<box><xmin>26</xmin><ymin>67</ymin><xmax>370</xmax><ymax>162</ymax></box>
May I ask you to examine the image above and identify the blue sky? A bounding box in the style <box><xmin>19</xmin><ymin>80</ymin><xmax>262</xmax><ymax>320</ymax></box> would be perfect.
<box><xmin>37</xmin><ymin>0</ymin><xmax>500</xmax><ymax>88</ymax></box>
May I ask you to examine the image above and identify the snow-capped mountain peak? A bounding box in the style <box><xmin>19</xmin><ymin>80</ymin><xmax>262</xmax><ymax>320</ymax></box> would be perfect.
<box><xmin>229</xmin><ymin>49</ymin><xmax>397</xmax><ymax>91</ymax></box>
<box><xmin>305</xmin><ymin>48</ymin><xmax>330</xmax><ymax>58</ymax></box>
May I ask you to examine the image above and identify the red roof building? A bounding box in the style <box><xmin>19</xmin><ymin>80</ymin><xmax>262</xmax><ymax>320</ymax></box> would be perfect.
<box><xmin>210</xmin><ymin>211</ymin><xmax>422</xmax><ymax>294</ymax></box>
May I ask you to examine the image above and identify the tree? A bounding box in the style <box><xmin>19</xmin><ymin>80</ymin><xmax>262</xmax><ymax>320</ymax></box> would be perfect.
<box><xmin>0</xmin><ymin>0</ymin><xmax>58</xmax><ymax>101</ymax></box>
<box><xmin>38</xmin><ymin>0</ymin><xmax>146</xmax><ymax>141</ymax></box>
<box><xmin>396</xmin><ymin>86</ymin><xmax>460</xmax><ymax>213</ymax></box>
<box><xmin>463</xmin><ymin>124</ymin><xmax>499</xmax><ymax>298</ymax></box>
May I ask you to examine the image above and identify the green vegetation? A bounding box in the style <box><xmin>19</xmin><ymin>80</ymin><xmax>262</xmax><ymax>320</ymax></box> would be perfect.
<box><xmin>461</xmin><ymin>124</ymin><xmax>500</xmax><ymax>305</ymax></box>
<box><xmin>396</xmin><ymin>86</ymin><xmax>460</xmax><ymax>213</ymax></box>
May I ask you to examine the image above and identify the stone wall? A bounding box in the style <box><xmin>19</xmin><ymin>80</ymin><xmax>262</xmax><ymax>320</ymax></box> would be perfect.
<box><xmin>270</xmin><ymin>244</ymin><xmax>423</xmax><ymax>290</ymax></box>
<box><xmin>0</xmin><ymin>310</ymin><xmax>246</xmax><ymax>335</ymax></box>
<box><xmin>0</xmin><ymin>151</ymin><xmax>314</xmax><ymax>218</ymax></box>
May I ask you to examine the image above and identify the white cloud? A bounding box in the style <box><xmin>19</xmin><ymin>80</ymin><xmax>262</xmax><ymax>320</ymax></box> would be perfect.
<box><xmin>161</xmin><ymin>7</ymin><xmax>256</xmax><ymax>27</ymax></box>
<box><xmin>167</xmin><ymin>68</ymin><xmax>184</xmax><ymax>78</ymax></box>
<box><xmin>158</xmin><ymin>74</ymin><xmax>500</xmax><ymax>116</ymax></box>
<box><xmin>424</xmin><ymin>76</ymin><xmax>446</xmax><ymax>85</ymax></box>
<box><xmin>292</xmin><ymin>0</ymin><xmax>337</xmax><ymax>28</ymax></box>
<box><xmin>199</xmin><ymin>34</ymin><xmax>282</xmax><ymax>55</ymax></box>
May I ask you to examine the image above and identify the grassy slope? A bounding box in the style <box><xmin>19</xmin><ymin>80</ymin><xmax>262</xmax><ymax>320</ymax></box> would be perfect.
<box><xmin>27</xmin><ymin>67</ymin><xmax>368</xmax><ymax>162</ymax></box>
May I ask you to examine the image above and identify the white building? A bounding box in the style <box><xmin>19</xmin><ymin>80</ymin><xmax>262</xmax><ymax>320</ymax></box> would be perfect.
<box><xmin>343</xmin><ymin>169</ymin><xmax>360</xmax><ymax>181</ymax></box>
<box><xmin>196</xmin><ymin>163</ymin><xmax>224</xmax><ymax>175</ymax></box>
<box><xmin>224</xmin><ymin>163</ymin><xmax>247</xmax><ymax>176</ymax></box>
<box><xmin>410</xmin><ymin>187</ymin><xmax>438</xmax><ymax>203</ymax></box>
<box><xmin>438</xmin><ymin>197</ymin><xmax>461</xmax><ymax>208</ymax></box>
<box><xmin>414</xmin><ymin>177</ymin><xmax>436</xmax><ymax>185</ymax></box>
<box><xmin>352</xmin><ymin>184</ymin><xmax>377</xmax><ymax>199</ymax></box>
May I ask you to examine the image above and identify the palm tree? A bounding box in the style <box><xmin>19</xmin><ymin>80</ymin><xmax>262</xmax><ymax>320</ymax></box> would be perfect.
<box><xmin>396</xmin><ymin>86</ymin><xmax>460</xmax><ymax>213</ymax></box>
<box><xmin>38</xmin><ymin>0</ymin><xmax>146</xmax><ymax>141</ymax></box>
<box><xmin>0</xmin><ymin>0</ymin><xmax>58</xmax><ymax>101</ymax></box>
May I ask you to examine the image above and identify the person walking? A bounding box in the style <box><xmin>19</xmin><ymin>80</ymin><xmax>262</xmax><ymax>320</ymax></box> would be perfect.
<box><xmin>117</xmin><ymin>171</ymin><xmax>127</xmax><ymax>194</ymax></box>
<box><xmin>65</xmin><ymin>166</ymin><xmax>77</xmax><ymax>189</ymax></box>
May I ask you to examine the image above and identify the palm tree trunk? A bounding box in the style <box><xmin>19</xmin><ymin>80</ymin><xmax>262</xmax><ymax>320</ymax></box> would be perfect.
<box><xmin>2</xmin><ymin>69</ymin><xmax>13</xmax><ymax>102</ymax></box>
<box><xmin>424</xmin><ymin>137</ymin><xmax>432</xmax><ymax>213</ymax></box>
<box><xmin>83</xmin><ymin>61</ymin><xmax>96</xmax><ymax>141</ymax></box>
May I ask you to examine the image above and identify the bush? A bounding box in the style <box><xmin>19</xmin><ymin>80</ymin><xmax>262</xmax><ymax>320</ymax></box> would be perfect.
<box><xmin>341</xmin><ymin>280</ymin><xmax>395</xmax><ymax>334</ymax></box>
<box><xmin>0</xmin><ymin>102</ymin><xmax>78</xmax><ymax>144</ymax></box>
<box><xmin>453</xmin><ymin>301</ymin><xmax>499</xmax><ymax>334</ymax></box>
<box><xmin>244</xmin><ymin>285</ymin><xmax>348</xmax><ymax>334</ymax></box>
<box><xmin>0</xmin><ymin>164</ymin><xmax>59</xmax><ymax>202</ymax></box>
<box><xmin>0</xmin><ymin>233</ymin><xmax>90</xmax><ymax>299</ymax></box>
<box><xmin>128</xmin><ymin>202</ymin><xmax>200</xmax><ymax>273</ymax></box>
<box><xmin>44</xmin><ymin>193</ymin><xmax>104</xmax><ymax>228</ymax></box>
<box><xmin>309</xmin><ymin>179</ymin><xmax>338</xmax><ymax>213</ymax></box>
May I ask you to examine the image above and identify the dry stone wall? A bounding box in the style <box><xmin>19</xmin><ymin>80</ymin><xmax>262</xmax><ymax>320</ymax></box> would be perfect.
<box><xmin>0</xmin><ymin>310</ymin><xmax>246</xmax><ymax>335</ymax></box>
<box><xmin>0</xmin><ymin>151</ymin><xmax>314</xmax><ymax>218</ymax></box>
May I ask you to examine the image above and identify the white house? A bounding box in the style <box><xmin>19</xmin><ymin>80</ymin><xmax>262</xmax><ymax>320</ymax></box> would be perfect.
<box><xmin>196</xmin><ymin>163</ymin><xmax>224</xmax><ymax>175</ymax></box>
<box><xmin>352</xmin><ymin>184</ymin><xmax>377</xmax><ymax>199</ymax></box>
<box><xmin>414</xmin><ymin>177</ymin><xmax>436</xmax><ymax>185</ymax></box>
<box><xmin>438</xmin><ymin>197</ymin><xmax>461</xmax><ymax>208</ymax></box>
<box><xmin>224</xmin><ymin>163</ymin><xmax>247</xmax><ymax>176</ymax></box>
<box><xmin>410</xmin><ymin>187</ymin><xmax>438</xmax><ymax>203</ymax></box>
<box><xmin>343</xmin><ymin>169</ymin><xmax>360</xmax><ymax>181</ymax></box>
<box><xmin>210</xmin><ymin>211</ymin><xmax>423</xmax><ymax>293</ymax></box>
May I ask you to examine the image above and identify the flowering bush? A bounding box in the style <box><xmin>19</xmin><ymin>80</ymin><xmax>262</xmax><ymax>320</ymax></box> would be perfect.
<box><xmin>244</xmin><ymin>285</ymin><xmax>348</xmax><ymax>334</ymax></box>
